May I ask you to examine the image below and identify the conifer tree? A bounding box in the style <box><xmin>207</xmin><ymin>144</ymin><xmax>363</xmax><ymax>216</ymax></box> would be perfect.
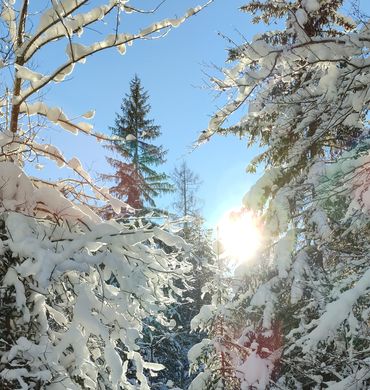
<box><xmin>192</xmin><ymin>1</ymin><xmax>370</xmax><ymax>388</ymax></box>
<box><xmin>172</xmin><ymin>162</ymin><xmax>202</xmax><ymax>220</ymax></box>
<box><xmin>171</xmin><ymin>162</ymin><xmax>213</xmax><ymax>333</ymax></box>
<box><xmin>0</xmin><ymin>1</ymin><xmax>211</xmax><ymax>388</ymax></box>
<box><xmin>104</xmin><ymin>75</ymin><xmax>173</xmax><ymax>209</ymax></box>
<box><xmin>140</xmin><ymin>164</ymin><xmax>215</xmax><ymax>389</ymax></box>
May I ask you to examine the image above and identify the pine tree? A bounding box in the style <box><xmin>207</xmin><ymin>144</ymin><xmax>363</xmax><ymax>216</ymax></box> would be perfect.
<box><xmin>193</xmin><ymin>0</ymin><xmax>370</xmax><ymax>388</ymax></box>
<box><xmin>103</xmin><ymin>75</ymin><xmax>173</xmax><ymax>210</ymax></box>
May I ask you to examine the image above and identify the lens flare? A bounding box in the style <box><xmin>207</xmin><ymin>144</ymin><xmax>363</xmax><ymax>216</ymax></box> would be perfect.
<box><xmin>217</xmin><ymin>208</ymin><xmax>261</xmax><ymax>262</ymax></box>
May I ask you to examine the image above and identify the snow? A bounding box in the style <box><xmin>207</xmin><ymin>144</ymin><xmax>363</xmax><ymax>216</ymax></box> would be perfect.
<box><xmin>0</xmin><ymin>159</ymin><xmax>192</xmax><ymax>387</ymax></box>
<box><xmin>104</xmin><ymin>344</ymin><xmax>123</xmax><ymax>386</ymax></box>
<box><xmin>243</xmin><ymin>168</ymin><xmax>282</xmax><ymax>211</ymax></box>
<box><xmin>3</xmin><ymin>268</ymin><xmax>30</xmax><ymax>322</ymax></box>
<box><xmin>188</xmin><ymin>338</ymin><xmax>212</xmax><ymax>363</ymax></box>
<box><xmin>308</xmin><ymin>160</ymin><xmax>326</xmax><ymax>186</ymax></box>
<box><xmin>310</xmin><ymin>208</ymin><xmax>332</xmax><ymax>241</ymax></box>
<box><xmin>108</xmin><ymin>196</ymin><xmax>128</xmax><ymax>214</ymax></box>
<box><xmin>1</xmin><ymin>368</ymin><xmax>29</xmax><ymax>390</ymax></box>
<box><xmin>302</xmin><ymin>0</ymin><xmax>320</xmax><ymax>13</ymax></box>
<box><xmin>188</xmin><ymin>370</ymin><xmax>212</xmax><ymax>390</ymax></box>
<box><xmin>66</xmin><ymin>43</ymin><xmax>91</xmax><ymax>62</ymax></box>
<box><xmin>274</xmin><ymin>229</ymin><xmax>295</xmax><ymax>278</ymax></box>
<box><xmin>325</xmin><ymin>363</ymin><xmax>370</xmax><ymax>389</ymax></box>
<box><xmin>5</xmin><ymin>0</ymin><xmax>370</xmax><ymax>388</ymax></box>
<box><xmin>300</xmin><ymin>268</ymin><xmax>370</xmax><ymax>351</ymax></box>
<box><xmin>296</xmin><ymin>9</ymin><xmax>308</xmax><ymax>26</ymax></box>
<box><xmin>15</xmin><ymin>64</ymin><xmax>45</xmax><ymax>85</ymax></box>
<box><xmin>290</xmin><ymin>250</ymin><xmax>310</xmax><ymax>304</ymax></box>
<box><xmin>0</xmin><ymin>3</ymin><xmax>16</xmax><ymax>44</ymax></box>
<box><xmin>0</xmin><ymin>162</ymin><xmax>35</xmax><ymax>212</ymax></box>
<box><xmin>236</xmin><ymin>351</ymin><xmax>273</xmax><ymax>390</ymax></box>
<box><xmin>191</xmin><ymin>1</ymin><xmax>370</xmax><ymax>388</ymax></box>
<box><xmin>190</xmin><ymin>304</ymin><xmax>216</xmax><ymax>330</ymax></box>
<box><xmin>19</xmin><ymin>101</ymin><xmax>94</xmax><ymax>135</ymax></box>
<box><xmin>269</xmin><ymin>187</ymin><xmax>291</xmax><ymax>233</ymax></box>
<box><xmin>52</xmin><ymin>63</ymin><xmax>75</xmax><ymax>83</ymax></box>
<box><xmin>67</xmin><ymin>156</ymin><xmax>82</xmax><ymax>170</ymax></box>
<box><xmin>250</xmin><ymin>283</ymin><xmax>276</xmax><ymax>329</ymax></box>
<box><xmin>34</xmin><ymin>186</ymin><xmax>91</xmax><ymax>223</ymax></box>
<box><xmin>319</xmin><ymin>64</ymin><xmax>339</xmax><ymax>99</ymax></box>
<box><xmin>0</xmin><ymin>0</ymin><xmax>214</xmax><ymax>388</ymax></box>
<box><xmin>117</xmin><ymin>43</ymin><xmax>127</xmax><ymax>55</ymax></box>
<box><xmin>82</xmin><ymin>110</ymin><xmax>95</xmax><ymax>119</ymax></box>
<box><xmin>126</xmin><ymin>134</ymin><xmax>136</xmax><ymax>141</ymax></box>
<box><xmin>153</xmin><ymin>226</ymin><xmax>190</xmax><ymax>250</ymax></box>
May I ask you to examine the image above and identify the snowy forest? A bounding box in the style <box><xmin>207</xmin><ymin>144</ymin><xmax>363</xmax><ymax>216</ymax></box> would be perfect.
<box><xmin>0</xmin><ymin>0</ymin><xmax>369</xmax><ymax>389</ymax></box>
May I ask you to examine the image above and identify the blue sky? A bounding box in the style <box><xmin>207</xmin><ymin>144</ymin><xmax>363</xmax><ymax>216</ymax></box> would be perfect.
<box><xmin>30</xmin><ymin>0</ymin><xmax>370</xmax><ymax>227</ymax></box>
<box><xmin>32</xmin><ymin>0</ymin><xmax>265</xmax><ymax>228</ymax></box>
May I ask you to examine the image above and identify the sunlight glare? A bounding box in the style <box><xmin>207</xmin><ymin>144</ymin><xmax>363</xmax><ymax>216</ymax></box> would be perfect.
<box><xmin>217</xmin><ymin>208</ymin><xmax>261</xmax><ymax>263</ymax></box>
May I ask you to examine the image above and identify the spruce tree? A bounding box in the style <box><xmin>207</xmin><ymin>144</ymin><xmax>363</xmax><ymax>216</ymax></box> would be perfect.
<box><xmin>104</xmin><ymin>75</ymin><xmax>173</xmax><ymax>210</ymax></box>
<box><xmin>192</xmin><ymin>1</ymin><xmax>370</xmax><ymax>388</ymax></box>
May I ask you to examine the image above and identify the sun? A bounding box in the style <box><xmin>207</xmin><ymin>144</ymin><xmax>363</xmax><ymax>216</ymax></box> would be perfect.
<box><xmin>217</xmin><ymin>208</ymin><xmax>262</xmax><ymax>263</ymax></box>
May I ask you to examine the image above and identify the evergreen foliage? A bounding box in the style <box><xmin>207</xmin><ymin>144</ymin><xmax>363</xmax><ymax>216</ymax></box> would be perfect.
<box><xmin>103</xmin><ymin>75</ymin><xmax>173</xmax><ymax>210</ymax></box>
<box><xmin>0</xmin><ymin>1</ymin><xmax>210</xmax><ymax>388</ymax></box>
<box><xmin>192</xmin><ymin>0</ymin><xmax>370</xmax><ymax>388</ymax></box>
<box><xmin>141</xmin><ymin>218</ymin><xmax>216</xmax><ymax>389</ymax></box>
<box><xmin>139</xmin><ymin>164</ymin><xmax>215</xmax><ymax>389</ymax></box>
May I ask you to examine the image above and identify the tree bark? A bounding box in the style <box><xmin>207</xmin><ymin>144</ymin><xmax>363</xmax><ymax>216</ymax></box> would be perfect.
<box><xmin>9</xmin><ymin>0</ymin><xmax>29</xmax><ymax>134</ymax></box>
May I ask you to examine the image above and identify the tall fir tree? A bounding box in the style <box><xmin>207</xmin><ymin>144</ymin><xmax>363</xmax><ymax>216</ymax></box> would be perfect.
<box><xmin>192</xmin><ymin>1</ymin><xmax>370</xmax><ymax>388</ymax></box>
<box><xmin>103</xmin><ymin>75</ymin><xmax>173</xmax><ymax>210</ymax></box>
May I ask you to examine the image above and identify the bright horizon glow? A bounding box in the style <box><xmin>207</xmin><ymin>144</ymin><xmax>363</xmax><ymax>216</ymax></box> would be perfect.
<box><xmin>217</xmin><ymin>208</ymin><xmax>262</xmax><ymax>263</ymax></box>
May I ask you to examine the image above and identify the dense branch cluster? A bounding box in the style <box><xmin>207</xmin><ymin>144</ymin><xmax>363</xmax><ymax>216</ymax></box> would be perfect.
<box><xmin>0</xmin><ymin>161</ymin><xmax>191</xmax><ymax>389</ymax></box>
<box><xmin>0</xmin><ymin>1</ymin><xmax>211</xmax><ymax>388</ymax></box>
<box><xmin>192</xmin><ymin>0</ymin><xmax>370</xmax><ymax>388</ymax></box>
<box><xmin>2</xmin><ymin>0</ymin><xmax>369</xmax><ymax>388</ymax></box>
